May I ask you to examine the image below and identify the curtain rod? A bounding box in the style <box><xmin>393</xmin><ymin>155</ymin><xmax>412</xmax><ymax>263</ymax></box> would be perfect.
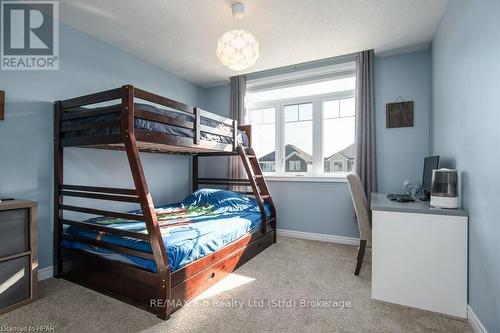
<box><xmin>241</xmin><ymin>52</ymin><xmax>358</xmax><ymax>81</ymax></box>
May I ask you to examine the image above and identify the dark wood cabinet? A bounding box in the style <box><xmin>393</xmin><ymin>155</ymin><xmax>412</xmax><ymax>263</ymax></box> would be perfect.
<box><xmin>0</xmin><ymin>200</ymin><xmax>37</xmax><ymax>314</ymax></box>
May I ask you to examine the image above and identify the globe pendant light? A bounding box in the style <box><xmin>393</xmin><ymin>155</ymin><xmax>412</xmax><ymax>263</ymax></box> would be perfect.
<box><xmin>216</xmin><ymin>2</ymin><xmax>260</xmax><ymax>71</ymax></box>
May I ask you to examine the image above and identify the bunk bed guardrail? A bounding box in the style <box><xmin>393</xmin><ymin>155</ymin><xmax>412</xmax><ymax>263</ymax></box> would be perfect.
<box><xmin>57</xmin><ymin>85</ymin><xmax>240</xmax><ymax>152</ymax></box>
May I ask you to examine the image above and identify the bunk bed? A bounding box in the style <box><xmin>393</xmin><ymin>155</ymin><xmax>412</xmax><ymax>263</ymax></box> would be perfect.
<box><xmin>54</xmin><ymin>85</ymin><xmax>277</xmax><ymax>319</ymax></box>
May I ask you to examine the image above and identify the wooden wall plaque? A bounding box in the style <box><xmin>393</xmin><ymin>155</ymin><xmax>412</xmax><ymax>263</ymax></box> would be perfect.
<box><xmin>386</xmin><ymin>101</ymin><xmax>414</xmax><ymax>128</ymax></box>
<box><xmin>0</xmin><ymin>90</ymin><xmax>4</xmax><ymax>121</ymax></box>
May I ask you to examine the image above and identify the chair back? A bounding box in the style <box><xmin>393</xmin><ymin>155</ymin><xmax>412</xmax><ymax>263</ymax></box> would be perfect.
<box><xmin>347</xmin><ymin>174</ymin><xmax>371</xmax><ymax>241</ymax></box>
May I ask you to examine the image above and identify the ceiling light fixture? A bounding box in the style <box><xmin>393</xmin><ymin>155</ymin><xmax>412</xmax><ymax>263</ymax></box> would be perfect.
<box><xmin>216</xmin><ymin>2</ymin><xmax>260</xmax><ymax>71</ymax></box>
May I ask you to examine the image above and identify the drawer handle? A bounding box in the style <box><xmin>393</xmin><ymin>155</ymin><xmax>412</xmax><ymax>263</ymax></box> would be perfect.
<box><xmin>208</xmin><ymin>272</ymin><xmax>215</xmax><ymax>280</ymax></box>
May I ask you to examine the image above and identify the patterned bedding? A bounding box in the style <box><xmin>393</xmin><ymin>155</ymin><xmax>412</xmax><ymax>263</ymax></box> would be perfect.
<box><xmin>62</xmin><ymin>189</ymin><xmax>271</xmax><ymax>272</ymax></box>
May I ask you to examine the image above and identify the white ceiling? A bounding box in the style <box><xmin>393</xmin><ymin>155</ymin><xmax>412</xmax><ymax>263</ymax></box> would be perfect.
<box><xmin>59</xmin><ymin>0</ymin><xmax>447</xmax><ymax>87</ymax></box>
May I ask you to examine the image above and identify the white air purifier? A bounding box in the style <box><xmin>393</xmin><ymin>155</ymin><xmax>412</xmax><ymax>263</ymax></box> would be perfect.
<box><xmin>430</xmin><ymin>169</ymin><xmax>459</xmax><ymax>209</ymax></box>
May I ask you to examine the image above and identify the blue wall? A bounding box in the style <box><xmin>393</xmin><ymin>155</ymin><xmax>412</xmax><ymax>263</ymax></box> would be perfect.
<box><xmin>202</xmin><ymin>50</ymin><xmax>431</xmax><ymax>238</ymax></box>
<box><xmin>0</xmin><ymin>24</ymin><xmax>205</xmax><ymax>270</ymax></box>
<box><xmin>267</xmin><ymin>181</ymin><xmax>357</xmax><ymax>237</ymax></box>
<box><xmin>432</xmin><ymin>0</ymin><xmax>500</xmax><ymax>331</ymax></box>
<box><xmin>375</xmin><ymin>50</ymin><xmax>431</xmax><ymax>193</ymax></box>
<box><xmin>202</xmin><ymin>84</ymin><xmax>231</xmax><ymax>117</ymax></box>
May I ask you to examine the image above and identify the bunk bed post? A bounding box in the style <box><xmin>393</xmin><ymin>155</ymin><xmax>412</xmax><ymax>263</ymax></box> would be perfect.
<box><xmin>238</xmin><ymin>125</ymin><xmax>252</xmax><ymax>147</ymax></box>
<box><xmin>193</xmin><ymin>107</ymin><xmax>200</xmax><ymax>144</ymax></box>
<box><xmin>53</xmin><ymin>101</ymin><xmax>63</xmax><ymax>277</ymax></box>
<box><xmin>120</xmin><ymin>85</ymin><xmax>172</xmax><ymax>319</ymax></box>
<box><xmin>192</xmin><ymin>155</ymin><xmax>199</xmax><ymax>192</ymax></box>
<box><xmin>232</xmin><ymin>120</ymin><xmax>238</xmax><ymax>151</ymax></box>
<box><xmin>192</xmin><ymin>107</ymin><xmax>200</xmax><ymax>193</ymax></box>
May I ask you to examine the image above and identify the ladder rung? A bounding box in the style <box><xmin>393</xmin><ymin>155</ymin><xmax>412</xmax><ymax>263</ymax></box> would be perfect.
<box><xmin>254</xmin><ymin>175</ymin><xmax>263</xmax><ymax>179</ymax></box>
<box><xmin>261</xmin><ymin>195</ymin><xmax>270</xmax><ymax>199</ymax></box>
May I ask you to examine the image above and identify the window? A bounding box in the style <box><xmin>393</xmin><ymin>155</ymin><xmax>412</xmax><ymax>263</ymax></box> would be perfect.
<box><xmin>284</xmin><ymin>103</ymin><xmax>312</xmax><ymax>174</ymax></box>
<box><xmin>288</xmin><ymin>160</ymin><xmax>301</xmax><ymax>171</ymax></box>
<box><xmin>347</xmin><ymin>160</ymin><xmax>354</xmax><ymax>172</ymax></box>
<box><xmin>249</xmin><ymin>107</ymin><xmax>276</xmax><ymax>171</ymax></box>
<box><xmin>323</xmin><ymin>98</ymin><xmax>355</xmax><ymax>174</ymax></box>
<box><xmin>260</xmin><ymin>161</ymin><xmax>275</xmax><ymax>172</ymax></box>
<box><xmin>246</xmin><ymin>63</ymin><xmax>356</xmax><ymax>178</ymax></box>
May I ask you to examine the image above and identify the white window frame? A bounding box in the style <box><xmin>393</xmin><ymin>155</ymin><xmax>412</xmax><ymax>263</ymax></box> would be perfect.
<box><xmin>247</xmin><ymin>89</ymin><xmax>355</xmax><ymax>181</ymax></box>
<box><xmin>288</xmin><ymin>160</ymin><xmax>301</xmax><ymax>171</ymax></box>
<box><xmin>260</xmin><ymin>161</ymin><xmax>275</xmax><ymax>172</ymax></box>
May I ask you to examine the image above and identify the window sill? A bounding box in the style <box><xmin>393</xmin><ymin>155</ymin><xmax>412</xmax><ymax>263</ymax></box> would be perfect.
<box><xmin>265</xmin><ymin>175</ymin><xmax>348</xmax><ymax>183</ymax></box>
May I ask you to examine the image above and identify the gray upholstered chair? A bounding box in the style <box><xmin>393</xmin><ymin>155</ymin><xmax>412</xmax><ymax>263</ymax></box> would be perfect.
<box><xmin>346</xmin><ymin>174</ymin><xmax>372</xmax><ymax>275</ymax></box>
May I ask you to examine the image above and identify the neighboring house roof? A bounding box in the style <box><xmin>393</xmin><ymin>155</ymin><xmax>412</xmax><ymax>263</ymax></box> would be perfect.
<box><xmin>325</xmin><ymin>144</ymin><xmax>355</xmax><ymax>161</ymax></box>
<box><xmin>285</xmin><ymin>145</ymin><xmax>312</xmax><ymax>162</ymax></box>
<box><xmin>259</xmin><ymin>144</ymin><xmax>355</xmax><ymax>163</ymax></box>
<box><xmin>259</xmin><ymin>144</ymin><xmax>312</xmax><ymax>162</ymax></box>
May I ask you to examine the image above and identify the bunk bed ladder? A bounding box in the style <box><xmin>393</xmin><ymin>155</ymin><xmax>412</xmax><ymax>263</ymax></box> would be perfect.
<box><xmin>237</xmin><ymin>146</ymin><xmax>277</xmax><ymax>233</ymax></box>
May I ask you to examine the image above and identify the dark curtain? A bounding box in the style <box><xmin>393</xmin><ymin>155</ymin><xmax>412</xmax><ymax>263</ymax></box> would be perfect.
<box><xmin>355</xmin><ymin>50</ymin><xmax>377</xmax><ymax>198</ymax></box>
<box><xmin>229</xmin><ymin>75</ymin><xmax>247</xmax><ymax>189</ymax></box>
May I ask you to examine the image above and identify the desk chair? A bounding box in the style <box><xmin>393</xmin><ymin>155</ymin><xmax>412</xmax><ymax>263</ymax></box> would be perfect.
<box><xmin>347</xmin><ymin>174</ymin><xmax>371</xmax><ymax>275</ymax></box>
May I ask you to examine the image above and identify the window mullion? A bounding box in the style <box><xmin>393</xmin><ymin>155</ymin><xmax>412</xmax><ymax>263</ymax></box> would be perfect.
<box><xmin>280</xmin><ymin>102</ymin><xmax>285</xmax><ymax>175</ymax></box>
<box><xmin>312</xmin><ymin>100</ymin><xmax>323</xmax><ymax>175</ymax></box>
<box><xmin>276</xmin><ymin>102</ymin><xmax>284</xmax><ymax>176</ymax></box>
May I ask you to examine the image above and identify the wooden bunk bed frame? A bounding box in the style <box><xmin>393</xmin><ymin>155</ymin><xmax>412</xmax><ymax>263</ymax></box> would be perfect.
<box><xmin>54</xmin><ymin>85</ymin><xmax>277</xmax><ymax>319</ymax></box>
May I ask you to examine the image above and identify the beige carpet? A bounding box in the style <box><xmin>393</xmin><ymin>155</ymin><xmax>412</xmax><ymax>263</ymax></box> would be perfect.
<box><xmin>0</xmin><ymin>238</ymin><xmax>472</xmax><ymax>333</ymax></box>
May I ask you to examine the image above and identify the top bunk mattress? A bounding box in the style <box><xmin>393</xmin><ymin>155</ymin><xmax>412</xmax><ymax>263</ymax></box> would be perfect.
<box><xmin>61</xmin><ymin>103</ymin><xmax>249</xmax><ymax>146</ymax></box>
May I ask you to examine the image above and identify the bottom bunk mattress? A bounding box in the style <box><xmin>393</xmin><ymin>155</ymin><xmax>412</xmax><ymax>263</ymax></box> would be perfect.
<box><xmin>62</xmin><ymin>189</ymin><xmax>272</xmax><ymax>272</ymax></box>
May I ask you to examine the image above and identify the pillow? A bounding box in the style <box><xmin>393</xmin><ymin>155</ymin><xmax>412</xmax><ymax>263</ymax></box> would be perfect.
<box><xmin>181</xmin><ymin>189</ymin><xmax>258</xmax><ymax>212</ymax></box>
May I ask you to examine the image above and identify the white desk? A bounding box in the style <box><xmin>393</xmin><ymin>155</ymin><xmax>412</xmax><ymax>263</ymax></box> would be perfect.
<box><xmin>371</xmin><ymin>193</ymin><xmax>468</xmax><ymax>318</ymax></box>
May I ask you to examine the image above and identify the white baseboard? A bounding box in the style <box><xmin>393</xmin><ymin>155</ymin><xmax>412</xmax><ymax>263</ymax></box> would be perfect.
<box><xmin>277</xmin><ymin>229</ymin><xmax>359</xmax><ymax>246</ymax></box>
<box><xmin>38</xmin><ymin>266</ymin><xmax>54</xmax><ymax>281</ymax></box>
<box><xmin>468</xmin><ymin>305</ymin><xmax>487</xmax><ymax>333</ymax></box>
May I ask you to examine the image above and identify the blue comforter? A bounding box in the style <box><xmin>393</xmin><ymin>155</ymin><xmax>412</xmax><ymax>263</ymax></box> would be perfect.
<box><xmin>62</xmin><ymin>189</ymin><xmax>271</xmax><ymax>272</ymax></box>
